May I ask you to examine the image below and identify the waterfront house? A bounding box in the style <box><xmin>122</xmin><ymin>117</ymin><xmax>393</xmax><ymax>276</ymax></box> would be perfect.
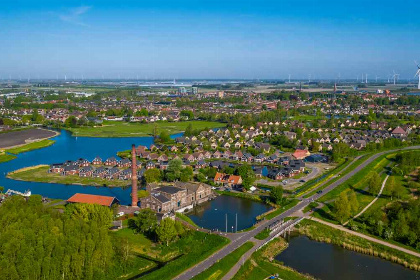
<box><xmin>104</xmin><ymin>157</ymin><xmax>118</xmax><ymax>166</ymax></box>
<box><xmin>118</xmin><ymin>158</ymin><xmax>131</xmax><ymax>168</ymax></box>
<box><xmin>92</xmin><ymin>157</ymin><xmax>102</xmax><ymax>165</ymax></box>
<box><xmin>79</xmin><ymin>166</ymin><xmax>94</xmax><ymax>177</ymax></box>
<box><xmin>92</xmin><ymin>166</ymin><xmax>107</xmax><ymax>177</ymax></box>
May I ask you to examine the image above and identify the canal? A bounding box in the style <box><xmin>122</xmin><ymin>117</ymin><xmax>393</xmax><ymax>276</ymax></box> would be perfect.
<box><xmin>187</xmin><ymin>195</ymin><xmax>271</xmax><ymax>231</ymax></box>
<box><xmin>276</xmin><ymin>235</ymin><xmax>420</xmax><ymax>280</ymax></box>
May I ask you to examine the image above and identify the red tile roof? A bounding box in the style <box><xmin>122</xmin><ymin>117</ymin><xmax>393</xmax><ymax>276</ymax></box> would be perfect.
<box><xmin>67</xmin><ymin>193</ymin><xmax>117</xmax><ymax>207</ymax></box>
<box><xmin>392</xmin><ymin>127</ymin><xmax>406</xmax><ymax>135</ymax></box>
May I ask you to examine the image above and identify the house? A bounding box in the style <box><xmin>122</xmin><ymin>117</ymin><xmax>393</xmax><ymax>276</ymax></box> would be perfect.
<box><xmin>195</xmin><ymin>159</ymin><xmax>207</xmax><ymax>169</ymax></box>
<box><xmin>92</xmin><ymin>166</ymin><xmax>107</xmax><ymax>177</ymax></box>
<box><xmin>62</xmin><ymin>165</ymin><xmax>79</xmax><ymax>176</ymax></box>
<box><xmin>79</xmin><ymin>166</ymin><xmax>94</xmax><ymax>177</ymax></box>
<box><xmin>118</xmin><ymin>169</ymin><xmax>132</xmax><ymax>180</ymax></box>
<box><xmin>92</xmin><ymin>157</ymin><xmax>102</xmax><ymax>165</ymax></box>
<box><xmin>118</xmin><ymin>158</ymin><xmax>131</xmax><ymax>168</ymax></box>
<box><xmin>183</xmin><ymin>154</ymin><xmax>195</xmax><ymax>162</ymax></box>
<box><xmin>106</xmin><ymin>167</ymin><xmax>121</xmax><ymax>179</ymax></box>
<box><xmin>292</xmin><ymin>149</ymin><xmax>310</xmax><ymax>160</ymax></box>
<box><xmin>214</xmin><ymin>172</ymin><xmax>243</xmax><ymax>188</ymax></box>
<box><xmin>104</xmin><ymin>157</ymin><xmax>118</xmax><ymax>166</ymax></box>
<box><xmin>391</xmin><ymin>126</ymin><xmax>407</xmax><ymax>138</ymax></box>
<box><xmin>159</xmin><ymin>161</ymin><xmax>169</xmax><ymax>170</ymax></box>
<box><xmin>67</xmin><ymin>193</ymin><xmax>119</xmax><ymax>207</ymax></box>
<box><xmin>49</xmin><ymin>163</ymin><xmax>64</xmax><ymax>173</ymax></box>
<box><xmin>77</xmin><ymin>158</ymin><xmax>90</xmax><ymax>167</ymax></box>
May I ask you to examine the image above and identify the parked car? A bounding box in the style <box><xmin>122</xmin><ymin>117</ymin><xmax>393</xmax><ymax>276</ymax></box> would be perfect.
<box><xmin>116</xmin><ymin>212</ymin><xmax>124</xmax><ymax>217</ymax></box>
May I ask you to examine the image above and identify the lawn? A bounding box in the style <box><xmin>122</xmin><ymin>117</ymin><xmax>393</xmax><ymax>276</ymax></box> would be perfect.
<box><xmin>6</xmin><ymin>139</ymin><xmax>55</xmax><ymax>154</ymax></box>
<box><xmin>7</xmin><ymin>165</ymin><xmax>130</xmax><ymax>188</ymax></box>
<box><xmin>176</xmin><ymin>213</ymin><xmax>198</xmax><ymax>227</ymax></box>
<box><xmin>0</xmin><ymin>153</ymin><xmax>16</xmax><ymax>163</ymax></box>
<box><xmin>192</xmin><ymin>242</ymin><xmax>254</xmax><ymax>280</ymax></box>
<box><xmin>66</xmin><ymin>120</ymin><xmax>226</xmax><ymax>137</ymax></box>
<box><xmin>258</xmin><ymin>199</ymin><xmax>299</xmax><ymax>221</ymax></box>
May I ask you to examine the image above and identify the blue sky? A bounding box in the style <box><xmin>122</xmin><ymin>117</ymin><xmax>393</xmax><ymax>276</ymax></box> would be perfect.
<box><xmin>1</xmin><ymin>0</ymin><xmax>420</xmax><ymax>79</ymax></box>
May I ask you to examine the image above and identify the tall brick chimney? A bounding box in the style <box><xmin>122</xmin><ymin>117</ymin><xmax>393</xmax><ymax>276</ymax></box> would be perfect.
<box><xmin>131</xmin><ymin>144</ymin><xmax>138</xmax><ymax>207</ymax></box>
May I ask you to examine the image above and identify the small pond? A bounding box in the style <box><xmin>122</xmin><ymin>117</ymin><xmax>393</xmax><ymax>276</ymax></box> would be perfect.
<box><xmin>187</xmin><ymin>195</ymin><xmax>271</xmax><ymax>231</ymax></box>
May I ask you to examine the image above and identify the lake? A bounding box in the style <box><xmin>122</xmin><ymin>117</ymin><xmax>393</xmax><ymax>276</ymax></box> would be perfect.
<box><xmin>276</xmin><ymin>235</ymin><xmax>420</xmax><ymax>280</ymax></box>
<box><xmin>187</xmin><ymin>195</ymin><xmax>271</xmax><ymax>231</ymax></box>
<box><xmin>0</xmin><ymin>129</ymin><xmax>162</xmax><ymax>205</ymax></box>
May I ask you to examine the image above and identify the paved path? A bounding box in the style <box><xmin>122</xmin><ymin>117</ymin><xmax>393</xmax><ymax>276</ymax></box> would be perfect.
<box><xmin>174</xmin><ymin>146</ymin><xmax>420</xmax><ymax>280</ymax></box>
<box><xmin>344</xmin><ymin>175</ymin><xmax>389</xmax><ymax>225</ymax></box>
<box><xmin>311</xmin><ymin>217</ymin><xmax>420</xmax><ymax>258</ymax></box>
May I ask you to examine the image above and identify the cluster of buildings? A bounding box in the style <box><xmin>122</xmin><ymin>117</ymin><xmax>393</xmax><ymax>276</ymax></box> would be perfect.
<box><xmin>48</xmin><ymin>157</ymin><xmax>143</xmax><ymax>181</ymax></box>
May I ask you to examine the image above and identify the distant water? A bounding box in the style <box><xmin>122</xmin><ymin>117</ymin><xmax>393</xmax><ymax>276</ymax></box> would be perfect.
<box><xmin>0</xmin><ymin>129</ymin><xmax>156</xmax><ymax>205</ymax></box>
<box><xmin>276</xmin><ymin>235</ymin><xmax>420</xmax><ymax>280</ymax></box>
<box><xmin>407</xmin><ymin>92</ymin><xmax>420</xmax><ymax>96</ymax></box>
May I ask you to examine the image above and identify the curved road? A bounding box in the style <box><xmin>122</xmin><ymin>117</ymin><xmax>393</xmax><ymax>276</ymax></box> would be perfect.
<box><xmin>174</xmin><ymin>146</ymin><xmax>420</xmax><ymax>280</ymax></box>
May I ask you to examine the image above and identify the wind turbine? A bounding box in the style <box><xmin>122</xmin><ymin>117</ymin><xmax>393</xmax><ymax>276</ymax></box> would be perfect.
<box><xmin>288</xmin><ymin>74</ymin><xmax>291</xmax><ymax>83</ymax></box>
<box><xmin>414</xmin><ymin>61</ymin><xmax>420</xmax><ymax>90</ymax></box>
<box><xmin>365</xmin><ymin>74</ymin><xmax>368</xmax><ymax>84</ymax></box>
<box><xmin>392</xmin><ymin>71</ymin><xmax>399</xmax><ymax>85</ymax></box>
<box><xmin>376</xmin><ymin>75</ymin><xmax>379</xmax><ymax>83</ymax></box>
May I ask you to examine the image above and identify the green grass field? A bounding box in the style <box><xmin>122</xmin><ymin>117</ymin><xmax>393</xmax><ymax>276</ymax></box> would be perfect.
<box><xmin>192</xmin><ymin>242</ymin><xmax>254</xmax><ymax>280</ymax></box>
<box><xmin>7</xmin><ymin>165</ymin><xmax>130</xmax><ymax>188</ymax></box>
<box><xmin>0</xmin><ymin>153</ymin><xmax>17</xmax><ymax>163</ymax></box>
<box><xmin>6</xmin><ymin>139</ymin><xmax>55</xmax><ymax>154</ymax></box>
<box><xmin>67</xmin><ymin>120</ymin><xmax>226</xmax><ymax>137</ymax></box>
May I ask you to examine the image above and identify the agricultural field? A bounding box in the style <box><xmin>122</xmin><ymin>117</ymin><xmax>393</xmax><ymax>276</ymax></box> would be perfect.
<box><xmin>66</xmin><ymin>120</ymin><xmax>226</xmax><ymax>137</ymax></box>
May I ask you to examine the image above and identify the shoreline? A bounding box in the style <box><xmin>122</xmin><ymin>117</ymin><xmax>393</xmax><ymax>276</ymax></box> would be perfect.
<box><xmin>1</xmin><ymin>128</ymin><xmax>60</xmax><ymax>150</ymax></box>
<box><xmin>7</xmin><ymin>165</ymin><xmax>131</xmax><ymax>188</ymax></box>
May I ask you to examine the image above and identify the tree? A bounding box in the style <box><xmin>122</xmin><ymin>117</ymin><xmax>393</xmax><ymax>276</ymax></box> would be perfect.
<box><xmin>64</xmin><ymin>116</ymin><xmax>78</xmax><ymax>128</ymax></box>
<box><xmin>156</xmin><ymin>218</ymin><xmax>178</xmax><ymax>246</ymax></box>
<box><xmin>0</xmin><ymin>186</ymin><xmax>3</xmax><ymax>193</ymax></box>
<box><xmin>270</xmin><ymin>186</ymin><xmax>283</xmax><ymax>205</ymax></box>
<box><xmin>180</xmin><ymin>166</ymin><xmax>194</xmax><ymax>182</ymax></box>
<box><xmin>134</xmin><ymin>209</ymin><xmax>157</xmax><ymax>234</ymax></box>
<box><xmin>144</xmin><ymin>168</ymin><xmax>162</xmax><ymax>183</ymax></box>
<box><xmin>348</xmin><ymin>190</ymin><xmax>359</xmax><ymax>215</ymax></box>
<box><xmin>235</xmin><ymin>164</ymin><xmax>255</xmax><ymax>190</ymax></box>
<box><xmin>165</xmin><ymin>159</ymin><xmax>183</xmax><ymax>181</ymax></box>
<box><xmin>64</xmin><ymin>203</ymin><xmax>113</xmax><ymax>228</ymax></box>
<box><xmin>159</xmin><ymin>131</ymin><xmax>171</xmax><ymax>143</ymax></box>
<box><xmin>334</xmin><ymin>192</ymin><xmax>351</xmax><ymax>224</ymax></box>
<box><xmin>367</xmin><ymin>172</ymin><xmax>381</xmax><ymax>195</ymax></box>
<box><xmin>180</xmin><ymin>110</ymin><xmax>194</xmax><ymax>120</ymax></box>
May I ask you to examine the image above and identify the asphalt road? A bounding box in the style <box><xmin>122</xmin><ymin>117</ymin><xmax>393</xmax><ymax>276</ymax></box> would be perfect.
<box><xmin>174</xmin><ymin>146</ymin><xmax>420</xmax><ymax>280</ymax></box>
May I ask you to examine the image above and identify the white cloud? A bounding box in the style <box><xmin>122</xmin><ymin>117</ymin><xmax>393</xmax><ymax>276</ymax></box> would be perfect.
<box><xmin>59</xmin><ymin>6</ymin><xmax>92</xmax><ymax>27</ymax></box>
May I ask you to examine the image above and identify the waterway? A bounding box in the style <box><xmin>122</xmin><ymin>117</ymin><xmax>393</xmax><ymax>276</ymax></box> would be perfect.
<box><xmin>187</xmin><ymin>195</ymin><xmax>271</xmax><ymax>231</ymax></box>
<box><xmin>276</xmin><ymin>235</ymin><xmax>420</xmax><ymax>280</ymax></box>
<box><xmin>0</xmin><ymin>129</ymin><xmax>161</xmax><ymax>205</ymax></box>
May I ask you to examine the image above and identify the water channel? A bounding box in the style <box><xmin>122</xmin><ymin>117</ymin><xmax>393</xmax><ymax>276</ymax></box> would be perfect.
<box><xmin>276</xmin><ymin>235</ymin><xmax>420</xmax><ymax>280</ymax></box>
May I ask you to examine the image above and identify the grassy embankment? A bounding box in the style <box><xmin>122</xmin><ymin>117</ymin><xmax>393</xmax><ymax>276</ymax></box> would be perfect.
<box><xmin>294</xmin><ymin>158</ymin><xmax>351</xmax><ymax>197</ymax></box>
<box><xmin>6</xmin><ymin>139</ymin><xmax>55</xmax><ymax>154</ymax></box>
<box><xmin>175</xmin><ymin>213</ymin><xmax>198</xmax><ymax>227</ymax></box>
<box><xmin>111</xmin><ymin>228</ymin><xmax>229</xmax><ymax>280</ymax></box>
<box><xmin>302</xmin><ymin>155</ymin><xmax>368</xmax><ymax>198</ymax></box>
<box><xmin>0</xmin><ymin>153</ymin><xmax>16</xmax><ymax>163</ymax></box>
<box><xmin>257</xmin><ymin>199</ymin><xmax>299</xmax><ymax>221</ymax></box>
<box><xmin>215</xmin><ymin>190</ymin><xmax>266</xmax><ymax>203</ymax></box>
<box><xmin>67</xmin><ymin>120</ymin><xmax>226</xmax><ymax>137</ymax></box>
<box><xmin>192</xmin><ymin>242</ymin><xmax>254</xmax><ymax>280</ymax></box>
<box><xmin>232</xmin><ymin>238</ymin><xmax>314</xmax><ymax>280</ymax></box>
<box><xmin>299</xmin><ymin>219</ymin><xmax>420</xmax><ymax>271</ymax></box>
<box><xmin>7</xmin><ymin>165</ymin><xmax>130</xmax><ymax>188</ymax></box>
<box><xmin>314</xmin><ymin>152</ymin><xmax>397</xmax><ymax>224</ymax></box>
